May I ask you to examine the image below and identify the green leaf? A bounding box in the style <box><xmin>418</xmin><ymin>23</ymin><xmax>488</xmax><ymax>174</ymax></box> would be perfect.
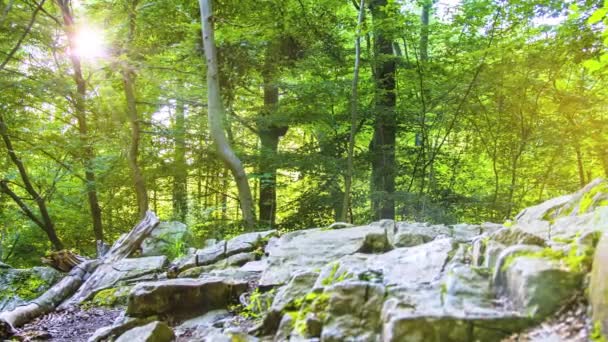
<box><xmin>588</xmin><ymin>8</ymin><xmax>607</xmax><ymax>24</ymax></box>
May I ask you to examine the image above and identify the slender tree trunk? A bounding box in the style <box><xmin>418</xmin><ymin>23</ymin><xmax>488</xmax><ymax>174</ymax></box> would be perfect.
<box><xmin>369</xmin><ymin>0</ymin><xmax>397</xmax><ymax>220</ymax></box>
<box><xmin>0</xmin><ymin>114</ymin><xmax>63</xmax><ymax>250</ymax></box>
<box><xmin>341</xmin><ymin>0</ymin><xmax>365</xmax><ymax>223</ymax></box>
<box><xmin>173</xmin><ymin>102</ymin><xmax>188</xmax><ymax>222</ymax></box>
<box><xmin>575</xmin><ymin>144</ymin><xmax>586</xmax><ymax>188</ymax></box>
<box><xmin>258</xmin><ymin>75</ymin><xmax>287</xmax><ymax>228</ymax></box>
<box><xmin>199</xmin><ymin>0</ymin><xmax>256</xmax><ymax>229</ymax></box>
<box><xmin>56</xmin><ymin>0</ymin><xmax>103</xmax><ymax>242</ymax></box>
<box><xmin>122</xmin><ymin>67</ymin><xmax>148</xmax><ymax>218</ymax></box>
<box><xmin>121</xmin><ymin>0</ymin><xmax>148</xmax><ymax>218</ymax></box>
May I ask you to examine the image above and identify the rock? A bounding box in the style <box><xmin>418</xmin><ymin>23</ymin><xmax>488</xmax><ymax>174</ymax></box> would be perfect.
<box><xmin>327</xmin><ymin>222</ymin><xmax>354</xmax><ymax>229</ymax></box>
<box><xmin>127</xmin><ymin>277</ymin><xmax>248</xmax><ymax>317</ymax></box>
<box><xmin>115</xmin><ymin>321</ymin><xmax>174</xmax><ymax>342</ymax></box>
<box><xmin>141</xmin><ymin>221</ymin><xmax>189</xmax><ymax>257</ymax></box>
<box><xmin>263</xmin><ymin>271</ymin><xmax>319</xmax><ymax>333</ymax></box>
<box><xmin>88</xmin><ymin>314</ymin><xmax>157</xmax><ymax>342</ymax></box>
<box><xmin>178</xmin><ymin>230</ymin><xmax>276</xmax><ymax>272</ymax></box>
<box><xmin>0</xmin><ymin>262</ymin><xmax>11</xmax><ymax>269</ymax></box>
<box><xmin>259</xmin><ymin>224</ymin><xmax>390</xmax><ymax>286</ymax></box>
<box><xmin>443</xmin><ymin>263</ymin><xmax>493</xmax><ymax>308</ymax></box>
<box><xmin>90</xmin><ymin>286</ymin><xmax>132</xmax><ymax>307</ymax></box>
<box><xmin>492</xmin><ymin>244</ymin><xmax>543</xmax><ymax>287</ymax></box>
<box><xmin>0</xmin><ymin>266</ymin><xmax>63</xmax><ymax>311</ymax></box>
<box><xmin>275</xmin><ymin>314</ymin><xmax>295</xmax><ymax>342</ymax></box>
<box><xmin>590</xmin><ymin>231</ymin><xmax>608</xmax><ymax>337</ymax></box>
<box><xmin>484</xmin><ymin>240</ymin><xmax>506</xmax><ymax>269</ymax></box>
<box><xmin>516</xmin><ymin>194</ymin><xmax>573</xmax><ymax>223</ymax></box>
<box><xmin>388</xmin><ymin>222</ymin><xmax>451</xmax><ymax>247</ymax></box>
<box><xmin>174</xmin><ymin>310</ymin><xmax>230</xmax><ymax>340</ymax></box>
<box><xmin>451</xmin><ymin>223</ymin><xmax>482</xmax><ymax>242</ymax></box>
<box><xmin>320</xmin><ymin>282</ymin><xmax>385</xmax><ymax>342</ymax></box>
<box><xmin>178</xmin><ymin>252</ymin><xmax>258</xmax><ymax>278</ymax></box>
<box><xmin>489</xmin><ymin>228</ymin><xmax>546</xmax><ymax>247</ymax></box>
<box><xmin>74</xmin><ymin>256</ymin><xmax>168</xmax><ymax>300</ymax></box>
<box><xmin>495</xmin><ymin>255</ymin><xmax>582</xmax><ymax>319</ymax></box>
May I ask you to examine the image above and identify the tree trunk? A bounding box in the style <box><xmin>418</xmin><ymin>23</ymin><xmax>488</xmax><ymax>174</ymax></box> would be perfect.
<box><xmin>122</xmin><ymin>66</ymin><xmax>149</xmax><ymax>218</ymax></box>
<box><xmin>173</xmin><ymin>102</ymin><xmax>188</xmax><ymax>222</ymax></box>
<box><xmin>56</xmin><ymin>0</ymin><xmax>104</xmax><ymax>242</ymax></box>
<box><xmin>0</xmin><ymin>114</ymin><xmax>63</xmax><ymax>250</ymax></box>
<box><xmin>122</xmin><ymin>0</ymin><xmax>148</xmax><ymax>218</ymax></box>
<box><xmin>199</xmin><ymin>0</ymin><xmax>256</xmax><ymax>229</ymax></box>
<box><xmin>258</xmin><ymin>78</ymin><xmax>287</xmax><ymax>228</ymax></box>
<box><xmin>369</xmin><ymin>0</ymin><xmax>397</xmax><ymax>220</ymax></box>
<box><xmin>341</xmin><ymin>0</ymin><xmax>365</xmax><ymax>223</ymax></box>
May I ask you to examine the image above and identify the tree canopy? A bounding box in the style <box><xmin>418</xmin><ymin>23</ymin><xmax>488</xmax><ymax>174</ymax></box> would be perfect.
<box><xmin>0</xmin><ymin>0</ymin><xmax>606</xmax><ymax>266</ymax></box>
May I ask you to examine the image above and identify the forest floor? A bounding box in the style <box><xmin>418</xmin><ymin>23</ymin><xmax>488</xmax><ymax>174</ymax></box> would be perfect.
<box><xmin>14</xmin><ymin>306</ymin><xmax>121</xmax><ymax>342</ymax></box>
<box><xmin>502</xmin><ymin>294</ymin><xmax>590</xmax><ymax>342</ymax></box>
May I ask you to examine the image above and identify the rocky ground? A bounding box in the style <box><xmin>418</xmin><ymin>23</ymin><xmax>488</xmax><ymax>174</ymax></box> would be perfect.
<box><xmin>14</xmin><ymin>307</ymin><xmax>121</xmax><ymax>341</ymax></box>
<box><xmin>502</xmin><ymin>295</ymin><xmax>591</xmax><ymax>342</ymax></box>
<box><xmin>2</xmin><ymin>179</ymin><xmax>608</xmax><ymax>341</ymax></box>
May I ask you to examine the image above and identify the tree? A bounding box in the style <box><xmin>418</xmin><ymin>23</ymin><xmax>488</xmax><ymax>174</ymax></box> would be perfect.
<box><xmin>369</xmin><ymin>0</ymin><xmax>397</xmax><ymax>220</ymax></box>
<box><xmin>199</xmin><ymin>0</ymin><xmax>256</xmax><ymax>229</ymax></box>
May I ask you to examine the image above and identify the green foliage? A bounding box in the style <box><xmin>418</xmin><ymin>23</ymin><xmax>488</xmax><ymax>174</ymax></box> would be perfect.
<box><xmin>592</xmin><ymin>320</ymin><xmax>607</xmax><ymax>342</ymax></box>
<box><xmin>321</xmin><ymin>262</ymin><xmax>352</xmax><ymax>287</ymax></box>
<box><xmin>238</xmin><ymin>288</ymin><xmax>275</xmax><ymax>319</ymax></box>
<box><xmin>0</xmin><ymin>271</ymin><xmax>47</xmax><ymax>302</ymax></box>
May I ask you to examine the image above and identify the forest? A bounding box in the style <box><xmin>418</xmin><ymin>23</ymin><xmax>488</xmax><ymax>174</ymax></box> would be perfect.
<box><xmin>0</xmin><ymin>0</ymin><xmax>607</xmax><ymax>268</ymax></box>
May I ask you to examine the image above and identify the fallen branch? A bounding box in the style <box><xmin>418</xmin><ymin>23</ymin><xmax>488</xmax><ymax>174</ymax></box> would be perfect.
<box><xmin>0</xmin><ymin>211</ymin><xmax>160</xmax><ymax>332</ymax></box>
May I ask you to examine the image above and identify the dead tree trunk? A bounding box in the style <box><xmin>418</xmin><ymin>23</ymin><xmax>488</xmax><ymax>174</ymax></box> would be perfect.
<box><xmin>199</xmin><ymin>0</ymin><xmax>256</xmax><ymax>229</ymax></box>
<box><xmin>0</xmin><ymin>211</ymin><xmax>160</xmax><ymax>329</ymax></box>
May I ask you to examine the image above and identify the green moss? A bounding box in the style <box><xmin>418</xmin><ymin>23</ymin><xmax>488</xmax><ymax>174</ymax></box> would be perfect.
<box><xmin>292</xmin><ymin>291</ymin><xmax>330</xmax><ymax>336</ymax></box>
<box><xmin>501</xmin><ymin>242</ymin><xmax>594</xmax><ymax>274</ymax></box>
<box><xmin>239</xmin><ymin>288</ymin><xmax>275</xmax><ymax>319</ymax></box>
<box><xmin>0</xmin><ymin>271</ymin><xmax>49</xmax><ymax>302</ymax></box>
<box><xmin>591</xmin><ymin>320</ymin><xmax>607</xmax><ymax>342</ymax></box>
<box><xmin>579</xmin><ymin>183</ymin><xmax>608</xmax><ymax>214</ymax></box>
<box><xmin>86</xmin><ymin>286</ymin><xmax>130</xmax><ymax>308</ymax></box>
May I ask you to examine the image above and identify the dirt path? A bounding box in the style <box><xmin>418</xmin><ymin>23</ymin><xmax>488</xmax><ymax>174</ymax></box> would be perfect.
<box><xmin>14</xmin><ymin>306</ymin><xmax>121</xmax><ymax>341</ymax></box>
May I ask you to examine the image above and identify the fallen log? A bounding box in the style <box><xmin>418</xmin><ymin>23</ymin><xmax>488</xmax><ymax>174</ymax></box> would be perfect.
<box><xmin>41</xmin><ymin>249</ymin><xmax>87</xmax><ymax>272</ymax></box>
<box><xmin>0</xmin><ymin>211</ymin><xmax>160</xmax><ymax>332</ymax></box>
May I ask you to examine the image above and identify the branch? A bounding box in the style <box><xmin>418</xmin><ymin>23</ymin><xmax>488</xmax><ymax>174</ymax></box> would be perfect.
<box><xmin>0</xmin><ymin>180</ymin><xmax>45</xmax><ymax>230</ymax></box>
<box><xmin>0</xmin><ymin>0</ymin><xmax>46</xmax><ymax>71</ymax></box>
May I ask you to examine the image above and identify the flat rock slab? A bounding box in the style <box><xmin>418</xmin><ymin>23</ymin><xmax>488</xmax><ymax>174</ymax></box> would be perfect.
<box><xmin>259</xmin><ymin>223</ymin><xmax>390</xmax><ymax>286</ymax></box>
<box><xmin>115</xmin><ymin>321</ymin><xmax>174</xmax><ymax>342</ymax></box>
<box><xmin>127</xmin><ymin>277</ymin><xmax>248</xmax><ymax>317</ymax></box>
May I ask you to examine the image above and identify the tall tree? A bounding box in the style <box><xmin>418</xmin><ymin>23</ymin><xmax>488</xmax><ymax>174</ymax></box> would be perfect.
<box><xmin>121</xmin><ymin>0</ymin><xmax>148</xmax><ymax>218</ymax></box>
<box><xmin>200</xmin><ymin>0</ymin><xmax>256</xmax><ymax>229</ymax></box>
<box><xmin>56</xmin><ymin>0</ymin><xmax>104</xmax><ymax>242</ymax></box>
<box><xmin>369</xmin><ymin>0</ymin><xmax>397</xmax><ymax>220</ymax></box>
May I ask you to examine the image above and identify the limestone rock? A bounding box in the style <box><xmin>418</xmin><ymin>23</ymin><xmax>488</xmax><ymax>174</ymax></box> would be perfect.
<box><xmin>590</xmin><ymin>231</ymin><xmax>608</xmax><ymax>337</ymax></box>
<box><xmin>141</xmin><ymin>221</ymin><xmax>189</xmax><ymax>257</ymax></box>
<box><xmin>321</xmin><ymin>281</ymin><xmax>385</xmax><ymax>342</ymax></box>
<box><xmin>489</xmin><ymin>228</ymin><xmax>546</xmax><ymax>247</ymax></box>
<box><xmin>495</xmin><ymin>255</ymin><xmax>582</xmax><ymax>319</ymax></box>
<box><xmin>115</xmin><ymin>321</ymin><xmax>174</xmax><ymax>342</ymax></box>
<box><xmin>259</xmin><ymin>224</ymin><xmax>390</xmax><ymax>286</ymax></box>
<box><xmin>0</xmin><ymin>266</ymin><xmax>63</xmax><ymax>311</ymax></box>
<box><xmin>127</xmin><ymin>277</ymin><xmax>248</xmax><ymax>317</ymax></box>
<box><xmin>388</xmin><ymin>222</ymin><xmax>450</xmax><ymax>247</ymax></box>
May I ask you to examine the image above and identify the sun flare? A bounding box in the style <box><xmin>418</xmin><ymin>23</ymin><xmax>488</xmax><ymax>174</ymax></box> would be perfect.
<box><xmin>72</xmin><ymin>27</ymin><xmax>106</xmax><ymax>59</ymax></box>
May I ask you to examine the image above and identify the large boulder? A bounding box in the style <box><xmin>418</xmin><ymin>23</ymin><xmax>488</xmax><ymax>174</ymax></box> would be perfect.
<box><xmin>388</xmin><ymin>222</ymin><xmax>450</xmax><ymax>247</ymax></box>
<box><xmin>0</xmin><ymin>266</ymin><xmax>62</xmax><ymax>311</ymax></box>
<box><xmin>321</xmin><ymin>281</ymin><xmax>386</xmax><ymax>342</ymax></box>
<box><xmin>141</xmin><ymin>221</ymin><xmax>190</xmax><ymax>257</ymax></box>
<box><xmin>259</xmin><ymin>223</ymin><xmax>391</xmax><ymax>286</ymax></box>
<box><xmin>127</xmin><ymin>276</ymin><xmax>248</xmax><ymax>317</ymax></box>
<box><xmin>115</xmin><ymin>321</ymin><xmax>174</xmax><ymax>342</ymax></box>
<box><xmin>494</xmin><ymin>255</ymin><xmax>582</xmax><ymax>319</ymax></box>
<box><xmin>590</xmin><ymin>231</ymin><xmax>608</xmax><ymax>337</ymax></box>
